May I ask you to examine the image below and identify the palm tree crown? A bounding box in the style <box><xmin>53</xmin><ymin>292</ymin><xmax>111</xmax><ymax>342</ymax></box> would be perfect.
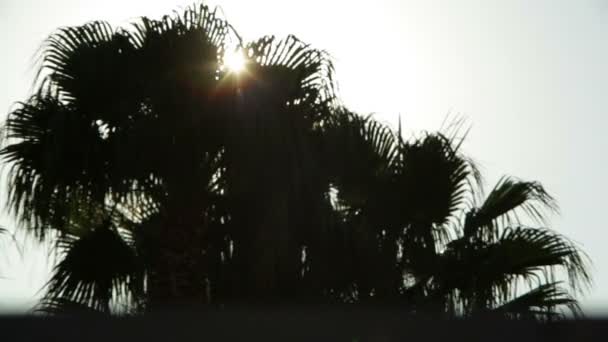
<box><xmin>0</xmin><ymin>3</ymin><xmax>590</xmax><ymax>318</ymax></box>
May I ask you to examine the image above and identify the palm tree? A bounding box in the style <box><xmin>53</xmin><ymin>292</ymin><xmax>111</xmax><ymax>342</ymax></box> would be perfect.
<box><xmin>321</xmin><ymin>111</ymin><xmax>590</xmax><ymax>319</ymax></box>
<box><xmin>0</xmin><ymin>3</ymin><xmax>590</xmax><ymax>317</ymax></box>
<box><xmin>1</xmin><ymin>3</ymin><xmax>336</xmax><ymax>312</ymax></box>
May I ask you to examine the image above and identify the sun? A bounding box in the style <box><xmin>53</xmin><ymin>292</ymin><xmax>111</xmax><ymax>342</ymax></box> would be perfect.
<box><xmin>223</xmin><ymin>49</ymin><xmax>246</xmax><ymax>73</ymax></box>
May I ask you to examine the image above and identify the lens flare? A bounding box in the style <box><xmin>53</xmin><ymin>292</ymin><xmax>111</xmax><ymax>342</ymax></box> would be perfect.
<box><xmin>223</xmin><ymin>49</ymin><xmax>246</xmax><ymax>73</ymax></box>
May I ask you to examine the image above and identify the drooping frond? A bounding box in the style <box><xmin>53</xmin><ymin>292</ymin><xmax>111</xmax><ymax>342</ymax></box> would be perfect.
<box><xmin>491</xmin><ymin>227</ymin><xmax>591</xmax><ymax>293</ymax></box>
<box><xmin>493</xmin><ymin>282</ymin><xmax>581</xmax><ymax>320</ymax></box>
<box><xmin>35</xmin><ymin>297</ymin><xmax>108</xmax><ymax>316</ymax></box>
<box><xmin>434</xmin><ymin>226</ymin><xmax>590</xmax><ymax>315</ymax></box>
<box><xmin>1</xmin><ymin>95</ymin><xmax>109</xmax><ymax>237</ymax></box>
<box><xmin>464</xmin><ymin>177</ymin><xmax>558</xmax><ymax>239</ymax></box>
<box><xmin>42</xmin><ymin>222</ymin><xmax>142</xmax><ymax>313</ymax></box>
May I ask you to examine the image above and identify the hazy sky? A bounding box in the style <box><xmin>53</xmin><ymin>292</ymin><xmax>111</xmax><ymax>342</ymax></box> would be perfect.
<box><xmin>1</xmin><ymin>0</ymin><xmax>607</xmax><ymax>313</ymax></box>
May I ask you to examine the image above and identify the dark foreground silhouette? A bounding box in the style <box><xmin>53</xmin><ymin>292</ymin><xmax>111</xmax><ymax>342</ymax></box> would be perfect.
<box><xmin>1</xmin><ymin>311</ymin><xmax>608</xmax><ymax>341</ymax></box>
<box><xmin>0</xmin><ymin>2</ymin><xmax>591</xmax><ymax>318</ymax></box>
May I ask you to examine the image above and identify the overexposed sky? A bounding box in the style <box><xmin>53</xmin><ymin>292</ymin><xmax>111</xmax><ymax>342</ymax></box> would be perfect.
<box><xmin>1</xmin><ymin>0</ymin><xmax>607</xmax><ymax>313</ymax></box>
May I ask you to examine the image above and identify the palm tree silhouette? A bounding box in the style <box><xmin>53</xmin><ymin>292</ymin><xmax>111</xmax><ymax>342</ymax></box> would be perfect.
<box><xmin>315</xmin><ymin>111</ymin><xmax>590</xmax><ymax>319</ymax></box>
<box><xmin>0</xmin><ymin>3</ymin><xmax>590</xmax><ymax>318</ymax></box>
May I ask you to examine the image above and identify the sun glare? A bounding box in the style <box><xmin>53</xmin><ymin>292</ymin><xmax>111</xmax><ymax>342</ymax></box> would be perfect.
<box><xmin>223</xmin><ymin>49</ymin><xmax>246</xmax><ymax>73</ymax></box>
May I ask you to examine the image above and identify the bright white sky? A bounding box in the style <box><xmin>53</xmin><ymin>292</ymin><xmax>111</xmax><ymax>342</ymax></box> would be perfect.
<box><xmin>1</xmin><ymin>0</ymin><xmax>607</xmax><ymax>314</ymax></box>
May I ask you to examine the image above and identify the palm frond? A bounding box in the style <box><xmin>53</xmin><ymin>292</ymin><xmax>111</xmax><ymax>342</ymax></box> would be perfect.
<box><xmin>34</xmin><ymin>297</ymin><xmax>108</xmax><ymax>316</ymax></box>
<box><xmin>129</xmin><ymin>3</ymin><xmax>234</xmax><ymax>50</ymax></box>
<box><xmin>492</xmin><ymin>282</ymin><xmax>581</xmax><ymax>320</ymax></box>
<box><xmin>464</xmin><ymin>177</ymin><xmax>558</xmax><ymax>239</ymax></box>
<box><xmin>244</xmin><ymin>34</ymin><xmax>337</xmax><ymax>115</ymax></box>
<box><xmin>36</xmin><ymin>20</ymin><xmax>137</xmax><ymax>115</ymax></box>
<box><xmin>323</xmin><ymin>110</ymin><xmax>397</xmax><ymax>212</ymax></box>
<box><xmin>393</xmin><ymin>133</ymin><xmax>479</xmax><ymax>246</ymax></box>
<box><xmin>491</xmin><ymin>227</ymin><xmax>591</xmax><ymax>292</ymax></box>
<box><xmin>1</xmin><ymin>95</ymin><xmax>108</xmax><ymax>238</ymax></box>
<box><xmin>435</xmin><ymin>226</ymin><xmax>590</xmax><ymax>315</ymax></box>
<box><xmin>42</xmin><ymin>222</ymin><xmax>143</xmax><ymax>313</ymax></box>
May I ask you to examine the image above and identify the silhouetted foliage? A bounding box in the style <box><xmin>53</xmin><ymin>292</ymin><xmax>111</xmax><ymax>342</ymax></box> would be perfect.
<box><xmin>0</xmin><ymin>3</ymin><xmax>591</xmax><ymax>319</ymax></box>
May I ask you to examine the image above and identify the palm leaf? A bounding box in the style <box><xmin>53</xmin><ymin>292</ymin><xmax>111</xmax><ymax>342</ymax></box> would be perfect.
<box><xmin>396</xmin><ymin>133</ymin><xmax>479</xmax><ymax>227</ymax></box>
<box><xmin>464</xmin><ymin>177</ymin><xmax>558</xmax><ymax>239</ymax></box>
<box><xmin>391</xmin><ymin>132</ymin><xmax>479</xmax><ymax>272</ymax></box>
<box><xmin>434</xmin><ymin>226</ymin><xmax>590</xmax><ymax>314</ymax></box>
<box><xmin>42</xmin><ymin>221</ymin><xmax>142</xmax><ymax>313</ymax></box>
<box><xmin>34</xmin><ymin>297</ymin><xmax>108</xmax><ymax>316</ymax></box>
<box><xmin>1</xmin><ymin>94</ymin><xmax>108</xmax><ymax>238</ymax></box>
<box><xmin>244</xmin><ymin>34</ymin><xmax>337</xmax><ymax>116</ymax></box>
<box><xmin>490</xmin><ymin>227</ymin><xmax>591</xmax><ymax>292</ymax></box>
<box><xmin>323</xmin><ymin>110</ymin><xmax>397</xmax><ymax>212</ymax></box>
<box><xmin>492</xmin><ymin>282</ymin><xmax>581</xmax><ymax>320</ymax></box>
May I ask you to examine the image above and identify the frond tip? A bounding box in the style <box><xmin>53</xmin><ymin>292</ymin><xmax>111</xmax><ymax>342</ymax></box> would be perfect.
<box><xmin>493</xmin><ymin>282</ymin><xmax>582</xmax><ymax>320</ymax></box>
<box><xmin>497</xmin><ymin>227</ymin><xmax>592</xmax><ymax>293</ymax></box>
